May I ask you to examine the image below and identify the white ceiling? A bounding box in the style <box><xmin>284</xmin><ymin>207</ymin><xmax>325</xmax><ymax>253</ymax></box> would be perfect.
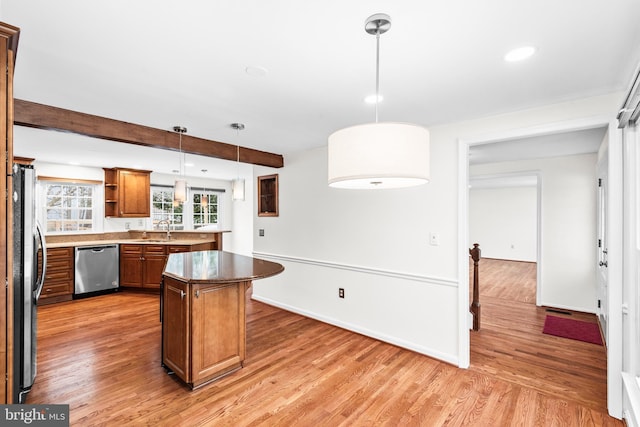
<box><xmin>3</xmin><ymin>0</ymin><xmax>640</xmax><ymax>177</ymax></box>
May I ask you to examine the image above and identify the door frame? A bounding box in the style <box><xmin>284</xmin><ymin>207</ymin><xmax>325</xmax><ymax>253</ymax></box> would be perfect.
<box><xmin>457</xmin><ymin>114</ymin><xmax>612</xmax><ymax>369</ymax></box>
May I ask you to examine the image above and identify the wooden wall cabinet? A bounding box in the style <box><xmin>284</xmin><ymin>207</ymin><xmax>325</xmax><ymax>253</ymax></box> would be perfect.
<box><xmin>162</xmin><ymin>276</ymin><xmax>246</xmax><ymax>389</ymax></box>
<box><xmin>257</xmin><ymin>174</ymin><xmax>278</xmax><ymax>217</ymax></box>
<box><xmin>39</xmin><ymin>247</ymin><xmax>74</xmax><ymax>305</ymax></box>
<box><xmin>104</xmin><ymin>168</ymin><xmax>151</xmax><ymax>218</ymax></box>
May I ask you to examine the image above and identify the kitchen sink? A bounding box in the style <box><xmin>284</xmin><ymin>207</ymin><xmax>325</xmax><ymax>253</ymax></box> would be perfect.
<box><xmin>132</xmin><ymin>239</ymin><xmax>169</xmax><ymax>243</ymax></box>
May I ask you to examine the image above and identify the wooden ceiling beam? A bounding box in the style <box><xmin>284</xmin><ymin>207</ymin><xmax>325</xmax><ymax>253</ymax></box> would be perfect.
<box><xmin>13</xmin><ymin>99</ymin><xmax>284</xmax><ymax>168</ymax></box>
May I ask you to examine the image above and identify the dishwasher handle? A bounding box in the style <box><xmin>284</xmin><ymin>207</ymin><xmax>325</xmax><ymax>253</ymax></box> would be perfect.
<box><xmin>77</xmin><ymin>245</ymin><xmax>117</xmax><ymax>253</ymax></box>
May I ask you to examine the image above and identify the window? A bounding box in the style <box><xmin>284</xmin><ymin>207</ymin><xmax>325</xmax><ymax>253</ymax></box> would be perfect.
<box><xmin>40</xmin><ymin>179</ymin><xmax>100</xmax><ymax>233</ymax></box>
<box><xmin>193</xmin><ymin>191</ymin><xmax>219</xmax><ymax>227</ymax></box>
<box><xmin>151</xmin><ymin>185</ymin><xmax>223</xmax><ymax>230</ymax></box>
<box><xmin>151</xmin><ymin>186</ymin><xmax>184</xmax><ymax>230</ymax></box>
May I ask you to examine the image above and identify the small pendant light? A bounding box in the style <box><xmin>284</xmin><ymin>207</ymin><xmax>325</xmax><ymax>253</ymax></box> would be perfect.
<box><xmin>201</xmin><ymin>169</ymin><xmax>208</xmax><ymax>207</ymax></box>
<box><xmin>173</xmin><ymin>125</ymin><xmax>188</xmax><ymax>203</ymax></box>
<box><xmin>231</xmin><ymin>123</ymin><xmax>246</xmax><ymax>201</ymax></box>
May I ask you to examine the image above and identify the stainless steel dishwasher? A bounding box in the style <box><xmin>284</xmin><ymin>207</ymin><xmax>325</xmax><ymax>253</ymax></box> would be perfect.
<box><xmin>75</xmin><ymin>244</ymin><xmax>119</xmax><ymax>296</ymax></box>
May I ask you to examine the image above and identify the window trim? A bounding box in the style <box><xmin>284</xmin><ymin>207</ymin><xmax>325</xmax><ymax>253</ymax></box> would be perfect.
<box><xmin>150</xmin><ymin>184</ymin><xmax>225</xmax><ymax>231</ymax></box>
<box><xmin>38</xmin><ymin>176</ymin><xmax>102</xmax><ymax>185</ymax></box>
<box><xmin>38</xmin><ymin>178</ymin><xmax>103</xmax><ymax>235</ymax></box>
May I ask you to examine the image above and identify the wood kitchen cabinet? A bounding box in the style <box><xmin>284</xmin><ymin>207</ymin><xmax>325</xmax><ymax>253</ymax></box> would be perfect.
<box><xmin>162</xmin><ymin>277</ymin><xmax>189</xmax><ymax>381</ymax></box>
<box><xmin>161</xmin><ymin>276</ymin><xmax>246</xmax><ymax>389</ymax></box>
<box><xmin>161</xmin><ymin>251</ymin><xmax>283</xmax><ymax>390</ymax></box>
<box><xmin>39</xmin><ymin>247</ymin><xmax>74</xmax><ymax>305</ymax></box>
<box><xmin>119</xmin><ymin>244</ymin><xmax>145</xmax><ymax>288</ymax></box>
<box><xmin>104</xmin><ymin>168</ymin><xmax>151</xmax><ymax>218</ymax></box>
<box><xmin>142</xmin><ymin>245</ymin><xmax>167</xmax><ymax>289</ymax></box>
<box><xmin>167</xmin><ymin>242</ymin><xmax>215</xmax><ymax>254</ymax></box>
<box><xmin>121</xmin><ymin>242</ymin><xmax>216</xmax><ymax>290</ymax></box>
<box><xmin>120</xmin><ymin>244</ymin><xmax>166</xmax><ymax>289</ymax></box>
<box><xmin>191</xmin><ymin>282</ymin><xmax>245</xmax><ymax>384</ymax></box>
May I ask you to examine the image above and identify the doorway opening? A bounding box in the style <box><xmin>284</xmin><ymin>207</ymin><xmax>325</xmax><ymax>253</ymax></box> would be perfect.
<box><xmin>456</xmin><ymin>116</ymin><xmax>610</xmax><ymax>368</ymax></box>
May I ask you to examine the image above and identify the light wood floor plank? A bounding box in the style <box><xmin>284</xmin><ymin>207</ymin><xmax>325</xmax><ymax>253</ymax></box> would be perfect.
<box><xmin>26</xmin><ymin>259</ymin><xmax>621</xmax><ymax>426</ymax></box>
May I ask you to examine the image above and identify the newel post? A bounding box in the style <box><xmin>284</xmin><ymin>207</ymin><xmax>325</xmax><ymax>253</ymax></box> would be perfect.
<box><xmin>469</xmin><ymin>243</ymin><xmax>481</xmax><ymax>331</ymax></box>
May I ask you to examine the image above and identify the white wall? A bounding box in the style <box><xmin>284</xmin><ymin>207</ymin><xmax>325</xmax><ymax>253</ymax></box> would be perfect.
<box><xmin>469</xmin><ymin>186</ymin><xmax>537</xmax><ymax>261</ymax></box>
<box><xmin>253</xmin><ymin>144</ymin><xmax>460</xmax><ymax>363</ymax></box>
<box><xmin>251</xmin><ymin>93</ymin><xmax>622</xmax><ymax>367</ymax></box>
<box><xmin>471</xmin><ymin>154</ymin><xmax>598</xmax><ymax>312</ymax></box>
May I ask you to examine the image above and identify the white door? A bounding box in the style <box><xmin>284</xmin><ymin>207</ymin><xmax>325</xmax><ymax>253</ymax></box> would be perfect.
<box><xmin>596</xmin><ymin>148</ymin><xmax>609</xmax><ymax>343</ymax></box>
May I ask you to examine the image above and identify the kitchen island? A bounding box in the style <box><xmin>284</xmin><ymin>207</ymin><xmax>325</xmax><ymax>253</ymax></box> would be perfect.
<box><xmin>161</xmin><ymin>251</ymin><xmax>284</xmax><ymax>389</ymax></box>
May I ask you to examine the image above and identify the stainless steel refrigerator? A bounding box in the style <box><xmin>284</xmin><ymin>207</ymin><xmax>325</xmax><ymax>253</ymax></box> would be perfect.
<box><xmin>12</xmin><ymin>163</ymin><xmax>46</xmax><ymax>403</ymax></box>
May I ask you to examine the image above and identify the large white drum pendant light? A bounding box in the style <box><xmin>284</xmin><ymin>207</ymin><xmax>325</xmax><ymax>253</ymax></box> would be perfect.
<box><xmin>328</xmin><ymin>122</ymin><xmax>429</xmax><ymax>189</ymax></box>
<box><xmin>328</xmin><ymin>13</ymin><xmax>430</xmax><ymax>189</ymax></box>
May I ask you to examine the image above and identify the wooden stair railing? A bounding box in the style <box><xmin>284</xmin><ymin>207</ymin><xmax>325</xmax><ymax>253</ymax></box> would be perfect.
<box><xmin>469</xmin><ymin>243</ymin><xmax>481</xmax><ymax>331</ymax></box>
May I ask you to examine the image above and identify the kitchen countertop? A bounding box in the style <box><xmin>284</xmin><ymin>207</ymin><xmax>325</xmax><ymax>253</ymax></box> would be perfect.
<box><xmin>45</xmin><ymin>230</ymin><xmax>230</xmax><ymax>249</ymax></box>
<box><xmin>47</xmin><ymin>238</ymin><xmax>217</xmax><ymax>248</ymax></box>
<box><xmin>163</xmin><ymin>251</ymin><xmax>284</xmax><ymax>284</ymax></box>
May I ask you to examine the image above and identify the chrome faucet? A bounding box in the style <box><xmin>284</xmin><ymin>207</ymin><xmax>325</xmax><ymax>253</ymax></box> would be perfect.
<box><xmin>157</xmin><ymin>219</ymin><xmax>171</xmax><ymax>240</ymax></box>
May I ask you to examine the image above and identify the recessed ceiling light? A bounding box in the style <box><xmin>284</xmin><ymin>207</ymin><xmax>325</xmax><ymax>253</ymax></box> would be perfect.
<box><xmin>364</xmin><ymin>94</ymin><xmax>383</xmax><ymax>104</ymax></box>
<box><xmin>504</xmin><ymin>46</ymin><xmax>536</xmax><ymax>62</ymax></box>
<box><xmin>245</xmin><ymin>65</ymin><xmax>268</xmax><ymax>77</ymax></box>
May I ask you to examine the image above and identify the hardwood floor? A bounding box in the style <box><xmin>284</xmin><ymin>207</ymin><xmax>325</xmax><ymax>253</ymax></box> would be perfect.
<box><xmin>28</xmin><ymin>261</ymin><xmax>620</xmax><ymax>426</ymax></box>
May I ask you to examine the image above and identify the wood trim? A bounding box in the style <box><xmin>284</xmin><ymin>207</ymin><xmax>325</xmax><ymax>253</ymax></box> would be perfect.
<box><xmin>103</xmin><ymin>167</ymin><xmax>152</xmax><ymax>175</ymax></box>
<box><xmin>0</xmin><ymin>22</ymin><xmax>19</xmax><ymax>404</ymax></box>
<box><xmin>14</xmin><ymin>99</ymin><xmax>284</xmax><ymax>168</ymax></box>
<box><xmin>257</xmin><ymin>174</ymin><xmax>279</xmax><ymax>217</ymax></box>
<box><xmin>37</xmin><ymin>175</ymin><xmax>102</xmax><ymax>185</ymax></box>
<box><xmin>13</xmin><ymin>156</ymin><xmax>34</xmax><ymax>165</ymax></box>
<box><xmin>0</xmin><ymin>22</ymin><xmax>19</xmax><ymax>61</ymax></box>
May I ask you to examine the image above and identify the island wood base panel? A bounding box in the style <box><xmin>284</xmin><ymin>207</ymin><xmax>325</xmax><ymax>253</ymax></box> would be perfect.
<box><xmin>162</xmin><ymin>276</ymin><xmax>248</xmax><ymax>389</ymax></box>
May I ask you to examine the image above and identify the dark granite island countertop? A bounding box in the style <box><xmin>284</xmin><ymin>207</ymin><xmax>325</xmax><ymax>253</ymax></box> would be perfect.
<box><xmin>161</xmin><ymin>251</ymin><xmax>284</xmax><ymax>389</ymax></box>
<box><xmin>163</xmin><ymin>250</ymin><xmax>284</xmax><ymax>284</ymax></box>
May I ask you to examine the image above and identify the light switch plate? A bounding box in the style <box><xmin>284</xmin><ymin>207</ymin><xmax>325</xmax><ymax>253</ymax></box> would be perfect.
<box><xmin>429</xmin><ymin>232</ymin><xmax>440</xmax><ymax>246</ymax></box>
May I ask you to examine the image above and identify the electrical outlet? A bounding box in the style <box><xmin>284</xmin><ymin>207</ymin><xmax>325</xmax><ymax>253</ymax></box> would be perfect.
<box><xmin>339</xmin><ymin>288</ymin><xmax>344</xmax><ymax>298</ymax></box>
<box><xmin>125</xmin><ymin>222</ymin><xmax>130</xmax><ymax>230</ymax></box>
<box><xmin>259</xmin><ymin>229</ymin><xmax>265</xmax><ymax>237</ymax></box>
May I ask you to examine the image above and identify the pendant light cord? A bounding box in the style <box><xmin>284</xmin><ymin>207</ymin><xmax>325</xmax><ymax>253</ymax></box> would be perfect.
<box><xmin>179</xmin><ymin>132</ymin><xmax>183</xmax><ymax>177</ymax></box>
<box><xmin>231</xmin><ymin>123</ymin><xmax>244</xmax><ymax>180</ymax></box>
<box><xmin>375</xmin><ymin>30</ymin><xmax>381</xmax><ymax>123</ymax></box>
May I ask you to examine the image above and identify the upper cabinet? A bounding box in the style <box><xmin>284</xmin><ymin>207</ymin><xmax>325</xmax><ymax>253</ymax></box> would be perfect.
<box><xmin>104</xmin><ymin>168</ymin><xmax>151</xmax><ymax>217</ymax></box>
<box><xmin>257</xmin><ymin>174</ymin><xmax>279</xmax><ymax>217</ymax></box>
